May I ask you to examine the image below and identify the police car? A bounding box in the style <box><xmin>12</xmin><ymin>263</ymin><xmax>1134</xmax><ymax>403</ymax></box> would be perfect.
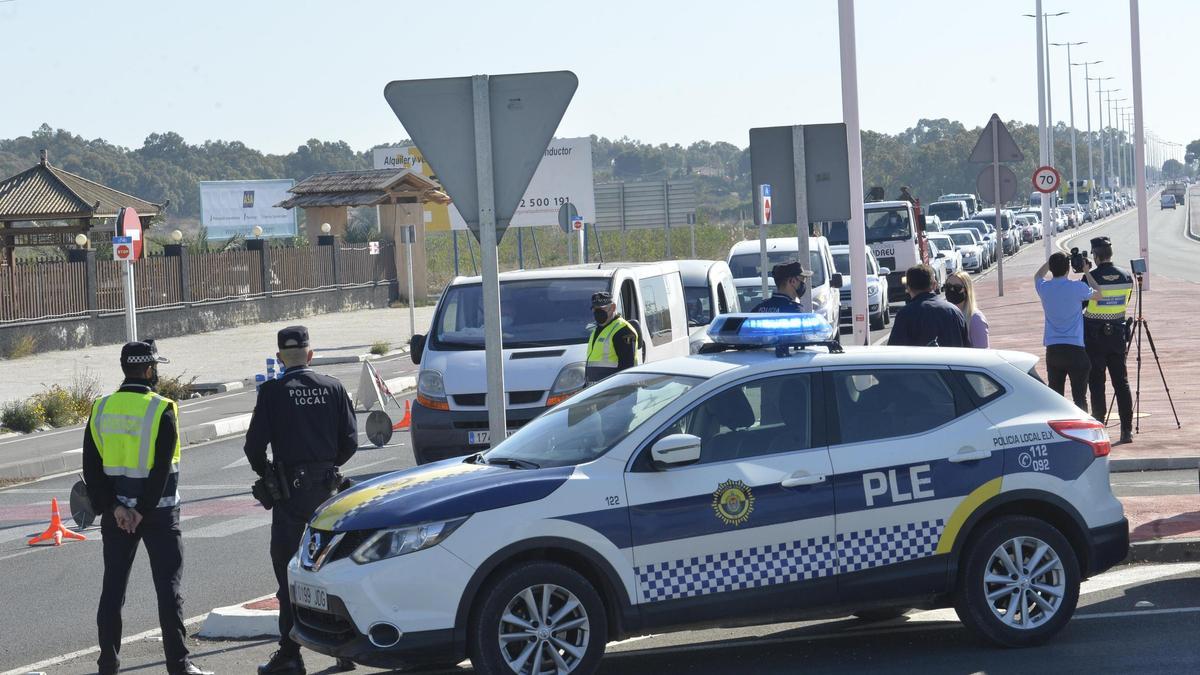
<box><xmin>289</xmin><ymin>314</ymin><xmax>1128</xmax><ymax>673</ymax></box>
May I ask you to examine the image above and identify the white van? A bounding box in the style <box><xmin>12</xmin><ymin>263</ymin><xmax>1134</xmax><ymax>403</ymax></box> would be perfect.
<box><xmin>823</xmin><ymin>200</ymin><xmax>925</xmax><ymax>303</ymax></box>
<box><xmin>725</xmin><ymin>236</ymin><xmax>842</xmax><ymax>327</ymax></box>
<box><xmin>675</xmin><ymin>259</ymin><xmax>740</xmax><ymax>353</ymax></box>
<box><xmin>408</xmin><ymin>263</ymin><xmax>691</xmax><ymax>464</ymax></box>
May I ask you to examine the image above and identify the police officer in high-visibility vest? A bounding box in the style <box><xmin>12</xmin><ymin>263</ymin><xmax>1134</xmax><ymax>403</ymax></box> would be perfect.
<box><xmin>585</xmin><ymin>292</ymin><xmax>639</xmax><ymax>384</ymax></box>
<box><xmin>82</xmin><ymin>341</ymin><xmax>212</xmax><ymax>675</ymax></box>
<box><xmin>245</xmin><ymin>326</ymin><xmax>358</xmax><ymax>675</ymax></box>
<box><xmin>1083</xmin><ymin>236</ymin><xmax>1135</xmax><ymax>444</ymax></box>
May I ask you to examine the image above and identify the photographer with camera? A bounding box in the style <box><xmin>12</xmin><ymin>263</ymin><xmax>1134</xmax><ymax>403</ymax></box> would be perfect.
<box><xmin>1082</xmin><ymin>236</ymin><xmax>1135</xmax><ymax>444</ymax></box>
<box><xmin>1035</xmin><ymin>252</ymin><xmax>1103</xmax><ymax>411</ymax></box>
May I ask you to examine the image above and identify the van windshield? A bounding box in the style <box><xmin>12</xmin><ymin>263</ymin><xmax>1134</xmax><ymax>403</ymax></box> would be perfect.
<box><xmin>927</xmin><ymin>202</ymin><xmax>964</xmax><ymax>221</ymax></box>
<box><xmin>826</xmin><ymin>207</ymin><xmax>912</xmax><ymax>245</ymax></box>
<box><xmin>684</xmin><ymin>286</ymin><xmax>713</xmax><ymax>326</ymax></box>
<box><xmin>728</xmin><ymin>250</ymin><xmax>826</xmax><ymax>286</ymax></box>
<box><xmin>431</xmin><ymin>278</ymin><xmax>604</xmax><ymax>350</ymax></box>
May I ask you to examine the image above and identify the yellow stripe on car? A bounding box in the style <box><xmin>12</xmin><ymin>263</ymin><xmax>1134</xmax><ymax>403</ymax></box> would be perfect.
<box><xmin>935</xmin><ymin>477</ymin><xmax>1003</xmax><ymax>555</ymax></box>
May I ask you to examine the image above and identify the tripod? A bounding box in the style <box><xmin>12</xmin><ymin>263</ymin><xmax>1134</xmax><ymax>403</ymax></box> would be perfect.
<box><xmin>1105</xmin><ymin>272</ymin><xmax>1181</xmax><ymax>433</ymax></box>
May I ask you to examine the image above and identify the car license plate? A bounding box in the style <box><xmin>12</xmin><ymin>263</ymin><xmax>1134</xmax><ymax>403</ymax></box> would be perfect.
<box><xmin>468</xmin><ymin>430</ymin><xmax>514</xmax><ymax>445</ymax></box>
<box><xmin>293</xmin><ymin>582</ymin><xmax>328</xmax><ymax>612</ymax></box>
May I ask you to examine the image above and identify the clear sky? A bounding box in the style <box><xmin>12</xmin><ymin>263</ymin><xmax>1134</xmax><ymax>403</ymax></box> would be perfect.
<box><xmin>1</xmin><ymin>0</ymin><xmax>1192</xmax><ymax>158</ymax></box>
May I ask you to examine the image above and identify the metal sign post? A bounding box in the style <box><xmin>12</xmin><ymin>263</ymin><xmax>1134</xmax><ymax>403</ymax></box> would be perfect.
<box><xmin>968</xmin><ymin>114</ymin><xmax>1025</xmax><ymax>297</ymax></box>
<box><xmin>757</xmin><ymin>184</ymin><xmax>772</xmax><ymax>299</ymax></box>
<box><xmin>113</xmin><ymin>234</ymin><xmax>137</xmax><ymax>341</ymax></box>
<box><xmin>571</xmin><ymin>216</ymin><xmax>585</xmax><ymax>264</ymax></box>
<box><xmin>992</xmin><ymin>123</ymin><xmax>1005</xmax><ymax>297</ymax></box>
<box><xmin>400</xmin><ymin>225</ymin><xmax>418</xmax><ymax>341</ymax></box>
<box><xmin>385</xmin><ymin>71</ymin><xmax>577</xmax><ymax>448</ymax></box>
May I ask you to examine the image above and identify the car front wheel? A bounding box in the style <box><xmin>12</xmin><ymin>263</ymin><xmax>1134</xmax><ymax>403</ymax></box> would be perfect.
<box><xmin>953</xmin><ymin>515</ymin><xmax>1080</xmax><ymax>648</ymax></box>
<box><xmin>469</xmin><ymin>561</ymin><xmax>608</xmax><ymax>675</ymax></box>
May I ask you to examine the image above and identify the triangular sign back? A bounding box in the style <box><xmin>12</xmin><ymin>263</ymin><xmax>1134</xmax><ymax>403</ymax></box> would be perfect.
<box><xmin>968</xmin><ymin>114</ymin><xmax>1025</xmax><ymax>164</ymax></box>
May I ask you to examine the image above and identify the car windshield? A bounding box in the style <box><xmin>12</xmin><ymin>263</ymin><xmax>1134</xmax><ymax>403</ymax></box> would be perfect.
<box><xmin>948</xmin><ymin>221</ymin><xmax>987</xmax><ymax>237</ymax></box>
<box><xmin>948</xmin><ymin>231</ymin><xmax>976</xmax><ymax>246</ymax></box>
<box><xmin>728</xmin><ymin>250</ymin><xmax>826</xmax><ymax>286</ymax></box>
<box><xmin>736</xmin><ymin>284</ymin><xmax>766</xmax><ymax>308</ymax></box>
<box><xmin>827</xmin><ymin>207</ymin><xmax>912</xmax><ymax>245</ymax></box>
<box><xmin>431</xmin><ymin>278</ymin><xmax>603</xmax><ymax>350</ymax></box>
<box><xmin>927</xmin><ymin>202</ymin><xmax>963</xmax><ymax>220</ymax></box>
<box><xmin>831</xmin><ymin>252</ymin><xmax>873</xmax><ymax>275</ymax></box>
<box><xmin>929</xmin><ymin>236</ymin><xmax>954</xmax><ymax>251</ymax></box>
<box><xmin>483</xmin><ymin>372</ymin><xmax>702</xmax><ymax>468</ymax></box>
<box><xmin>684</xmin><ymin>285</ymin><xmax>713</xmax><ymax>326</ymax></box>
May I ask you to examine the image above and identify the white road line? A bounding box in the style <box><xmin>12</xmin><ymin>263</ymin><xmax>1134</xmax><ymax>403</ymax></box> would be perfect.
<box><xmin>183</xmin><ymin>514</ymin><xmax>269</xmax><ymax>539</ymax></box>
<box><xmin>0</xmin><ymin>611</ymin><xmax>210</xmax><ymax>675</ymax></box>
<box><xmin>221</xmin><ymin>456</ymin><xmax>251</xmax><ymax>471</ymax></box>
<box><xmin>60</xmin><ymin>447</ymin><xmax>82</xmax><ymax>455</ymax></box>
<box><xmin>0</xmin><ymin>425</ymin><xmax>81</xmax><ymax>447</ymax></box>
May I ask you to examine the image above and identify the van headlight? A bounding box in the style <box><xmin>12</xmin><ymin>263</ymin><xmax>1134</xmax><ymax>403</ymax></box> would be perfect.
<box><xmin>351</xmin><ymin>517</ymin><xmax>468</xmax><ymax>564</ymax></box>
<box><xmin>547</xmin><ymin>362</ymin><xmax>586</xmax><ymax>407</ymax></box>
<box><xmin>416</xmin><ymin>370</ymin><xmax>449</xmax><ymax>411</ymax></box>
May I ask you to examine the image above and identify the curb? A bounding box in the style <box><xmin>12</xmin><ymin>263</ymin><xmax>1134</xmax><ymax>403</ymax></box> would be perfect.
<box><xmin>1127</xmin><ymin>537</ymin><xmax>1200</xmax><ymax>564</ymax></box>
<box><xmin>197</xmin><ymin>594</ymin><xmax>280</xmax><ymax>639</ymax></box>
<box><xmin>190</xmin><ymin>381</ymin><xmax>245</xmax><ymax>394</ymax></box>
<box><xmin>179</xmin><ymin>413</ymin><xmax>254</xmax><ymax>445</ymax></box>
<box><xmin>1110</xmin><ymin>456</ymin><xmax>1200</xmax><ymax>472</ymax></box>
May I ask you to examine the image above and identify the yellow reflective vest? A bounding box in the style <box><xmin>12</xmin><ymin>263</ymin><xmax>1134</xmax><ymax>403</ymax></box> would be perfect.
<box><xmin>1084</xmin><ymin>265</ymin><xmax>1133</xmax><ymax>321</ymax></box>
<box><xmin>586</xmin><ymin>316</ymin><xmax>640</xmax><ymax>381</ymax></box>
<box><xmin>88</xmin><ymin>391</ymin><xmax>180</xmax><ymax>509</ymax></box>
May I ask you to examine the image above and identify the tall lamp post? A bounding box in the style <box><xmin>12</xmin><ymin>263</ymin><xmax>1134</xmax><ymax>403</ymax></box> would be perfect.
<box><xmin>1109</xmin><ymin>96</ymin><xmax>1127</xmax><ymax>191</ymax></box>
<box><xmin>1025</xmin><ymin>10</ymin><xmax>1069</xmax><ymax>168</ymax></box>
<box><xmin>1075</xmin><ymin>61</ymin><xmax>1103</xmax><ymax>201</ymax></box>
<box><xmin>1052</xmin><ymin>41</ymin><xmax>1086</xmax><ymax>208</ymax></box>
<box><xmin>1096</xmin><ymin>85</ymin><xmax>1120</xmax><ymax>194</ymax></box>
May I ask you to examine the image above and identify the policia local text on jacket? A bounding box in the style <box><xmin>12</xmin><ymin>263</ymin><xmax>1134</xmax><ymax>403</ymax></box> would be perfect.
<box><xmin>1083</xmin><ymin>238</ymin><xmax>1134</xmax><ymax>442</ymax></box>
<box><xmin>81</xmin><ymin>341</ymin><xmax>211</xmax><ymax>675</ymax></box>
<box><xmin>244</xmin><ymin>325</ymin><xmax>358</xmax><ymax>675</ymax></box>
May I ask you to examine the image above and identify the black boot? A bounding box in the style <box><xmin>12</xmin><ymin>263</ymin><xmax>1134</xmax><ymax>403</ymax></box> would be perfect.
<box><xmin>258</xmin><ymin>650</ymin><xmax>306</xmax><ymax>675</ymax></box>
<box><xmin>1116</xmin><ymin>427</ymin><xmax>1133</xmax><ymax>445</ymax></box>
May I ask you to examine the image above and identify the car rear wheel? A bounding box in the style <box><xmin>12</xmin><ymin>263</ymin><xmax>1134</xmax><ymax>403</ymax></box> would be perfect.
<box><xmin>953</xmin><ymin>515</ymin><xmax>1080</xmax><ymax>648</ymax></box>
<box><xmin>469</xmin><ymin>561</ymin><xmax>608</xmax><ymax>675</ymax></box>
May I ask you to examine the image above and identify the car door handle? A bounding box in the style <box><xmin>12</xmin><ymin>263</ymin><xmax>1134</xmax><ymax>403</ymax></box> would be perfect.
<box><xmin>781</xmin><ymin>472</ymin><xmax>827</xmax><ymax>488</ymax></box>
<box><xmin>949</xmin><ymin>447</ymin><xmax>992</xmax><ymax>463</ymax></box>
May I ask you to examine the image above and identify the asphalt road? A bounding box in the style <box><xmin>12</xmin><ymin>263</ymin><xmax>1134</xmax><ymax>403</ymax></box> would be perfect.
<box><xmin>1058</xmin><ymin>191</ymin><xmax>1195</xmax><ymax>283</ymax></box>
<box><xmin>0</xmin><ymin>364</ymin><xmax>422</xmax><ymax>671</ymax></box>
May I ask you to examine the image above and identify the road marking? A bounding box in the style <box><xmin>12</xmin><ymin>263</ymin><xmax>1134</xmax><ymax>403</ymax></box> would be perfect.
<box><xmin>222</xmin><ymin>456</ymin><xmax>251</xmax><ymax>471</ymax></box>
<box><xmin>60</xmin><ymin>447</ymin><xmax>82</xmax><ymax>455</ymax></box>
<box><xmin>0</xmin><ymin>611</ymin><xmax>210</xmax><ymax>675</ymax></box>
<box><xmin>183</xmin><ymin>514</ymin><xmax>269</xmax><ymax>539</ymax></box>
<box><xmin>0</xmin><ymin>425</ymin><xmax>81</xmax><ymax>447</ymax></box>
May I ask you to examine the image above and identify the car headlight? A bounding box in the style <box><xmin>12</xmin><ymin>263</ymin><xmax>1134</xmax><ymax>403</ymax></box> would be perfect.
<box><xmin>547</xmin><ymin>362</ymin><xmax>586</xmax><ymax>407</ymax></box>
<box><xmin>351</xmin><ymin>517</ymin><xmax>468</xmax><ymax>564</ymax></box>
<box><xmin>417</xmin><ymin>370</ymin><xmax>449</xmax><ymax>410</ymax></box>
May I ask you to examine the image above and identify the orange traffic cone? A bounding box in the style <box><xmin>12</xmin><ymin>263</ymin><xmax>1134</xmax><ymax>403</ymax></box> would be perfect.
<box><xmin>392</xmin><ymin>400</ymin><xmax>412</xmax><ymax>432</ymax></box>
<box><xmin>27</xmin><ymin>498</ymin><xmax>87</xmax><ymax>546</ymax></box>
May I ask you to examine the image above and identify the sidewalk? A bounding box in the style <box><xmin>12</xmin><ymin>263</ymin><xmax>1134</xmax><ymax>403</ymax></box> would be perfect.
<box><xmin>972</xmin><ymin>239</ymin><xmax>1198</xmax><ymax>471</ymax></box>
<box><xmin>0</xmin><ymin>305</ymin><xmax>434</xmax><ymax>409</ymax></box>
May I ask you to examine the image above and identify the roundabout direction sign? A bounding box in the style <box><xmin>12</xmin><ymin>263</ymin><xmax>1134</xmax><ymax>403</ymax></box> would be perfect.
<box><xmin>1033</xmin><ymin>165</ymin><xmax>1062</xmax><ymax>194</ymax></box>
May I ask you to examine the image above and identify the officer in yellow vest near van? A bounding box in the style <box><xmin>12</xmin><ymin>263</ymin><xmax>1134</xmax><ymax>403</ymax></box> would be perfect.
<box><xmin>1083</xmin><ymin>236</ymin><xmax>1135</xmax><ymax>444</ymax></box>
<box><xmin>585</xmin><ymin>291</ymin><xmax>639</xmax><ymax>384</ymax></box>
<box><xmin>82</xmin><ymin>340</ymin><xmax>212</xmax><ymax>675</ymax></box>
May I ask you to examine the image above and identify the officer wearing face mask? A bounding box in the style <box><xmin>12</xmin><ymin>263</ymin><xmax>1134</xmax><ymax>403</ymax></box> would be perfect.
<box><xmin>585</xmin><ymin>291</ymin><xmax>640</xmax><ymax>384</ymax></box>
<box><xmin>751</xmin><ymin>261</ymin><xmax>809</xmax><ymax>313</ymax></box>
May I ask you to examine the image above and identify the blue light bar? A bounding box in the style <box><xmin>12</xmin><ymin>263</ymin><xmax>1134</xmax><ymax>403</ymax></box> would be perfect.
<box><xmin>707</xmin><ymin>312</ymin><xmax>836</xmax><ymax>346</ymax></box>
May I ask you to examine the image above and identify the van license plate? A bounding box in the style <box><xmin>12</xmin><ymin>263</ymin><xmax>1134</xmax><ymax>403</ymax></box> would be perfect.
<box><xmin>293</xmin><ymin>582</ymin><xmax>328</xmax><ymax>612</ymax></box>
<box><xmin>468</xmin><ymin>430</ymin><xmax>514</xmax><ymax>445</ymax></box>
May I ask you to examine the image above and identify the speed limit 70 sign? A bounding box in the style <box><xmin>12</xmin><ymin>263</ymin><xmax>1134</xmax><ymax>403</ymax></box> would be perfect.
<box><xmin>1032</xmin><ymin>165</ymin><xmax>1061</xmax><ymax>194</ymax></box>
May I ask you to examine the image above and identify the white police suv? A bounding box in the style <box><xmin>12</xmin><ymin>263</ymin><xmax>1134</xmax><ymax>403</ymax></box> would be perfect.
<box><xmin>289</xmin><ymin>314</ymin><xmax>1128</xmax><ymax>673</ymax></box>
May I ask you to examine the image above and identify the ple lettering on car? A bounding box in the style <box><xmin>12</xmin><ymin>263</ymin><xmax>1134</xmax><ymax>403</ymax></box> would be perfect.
<box><xmin>862</xmin><ymin>464</ymin><xmax>936</xmax><ymax>507</ymax></box>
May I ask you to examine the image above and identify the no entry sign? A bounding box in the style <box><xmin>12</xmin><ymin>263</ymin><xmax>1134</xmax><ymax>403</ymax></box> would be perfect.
<box><xmin>1032</xmin><ymin>165</ymin><xmax>1061</xmax><ymax>194</ymax></box>
<box><xmin>115</xmin><ymin>207</ymin><xmax>143</xmax><ymax>259</ymax></box>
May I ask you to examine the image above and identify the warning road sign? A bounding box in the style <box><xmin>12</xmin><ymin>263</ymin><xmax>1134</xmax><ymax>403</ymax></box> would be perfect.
<box><xmin>1032</xmin><ymin>165</ymin><xmax>1061</xmax><ymax>194</ymax></box>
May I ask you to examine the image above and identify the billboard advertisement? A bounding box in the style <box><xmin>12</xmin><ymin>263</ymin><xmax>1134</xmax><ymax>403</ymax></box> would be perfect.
<box><xmin>373</xmin><ymin>137</ymin><xmax>595</xmax><ymax>231</ymax></box>
<box><xmin>199</xmin><ymin>179</ymin><xmax>297</xmax><ymax>239</ymax></box>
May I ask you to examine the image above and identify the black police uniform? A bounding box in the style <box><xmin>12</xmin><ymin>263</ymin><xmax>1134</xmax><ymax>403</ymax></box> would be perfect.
<box><xmin>751</xmin><ymin>292</ymin><xmax>804</xmax><ymax>313</ymax></box>
<box><xmin>244</xmin><ymin>326</ymin><xmax>358</xmax><ymax>672</ymax></box>
<box><xmin>82</xmin><ymin>341</ymin><xmax>211</xmax><ymax>675</ymax></box>
<box><xmin>1084</xmin><ymin>257</ymin><xmax>1135</xmax><ymax>437</ymax></box>
<box><xmin>751</xmin><ymin>261</ymin><xmax>809</xmax><ymax>313</ymax></box>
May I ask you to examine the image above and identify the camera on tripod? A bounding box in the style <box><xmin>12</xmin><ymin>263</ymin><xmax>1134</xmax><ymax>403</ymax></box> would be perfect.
<box><xmin>1069</xmin><ymin>247</ymin><xmax>1089</xmax><ymax>273</ymax></box>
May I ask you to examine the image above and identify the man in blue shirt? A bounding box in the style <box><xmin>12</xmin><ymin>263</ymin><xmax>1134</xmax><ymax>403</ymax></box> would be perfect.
<box><xmin>751</xmin><ymin>261</ymin><xmax>810</xmax><ymax>313</ymax></box>
<box><xmin>1035</xmin><ymin>252</ymin><xmax>1103</xmax><ymax>410</ymax></box>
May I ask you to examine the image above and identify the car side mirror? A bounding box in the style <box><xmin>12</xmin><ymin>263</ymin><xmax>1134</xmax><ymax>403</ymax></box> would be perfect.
<box><xmin>936</xmin><ymin>252</ymin><xmax>946</xmax><ymax>259</ymax></box>
<box><xmin>879</xmin><ymin>267</ymin><xmax>891</xmax><ymax>276</ymax></box>
<box><xmin>409</xmin><ymin>334</ymin><xmax>426</xmax><ymax>365</ymax></box>
<box><xmin>651</xmin><ymin>434</ymin><xmax>702</xmax><ymax>468</ymax></box>
<box><xmin>830</xmin><ymin>273</ymin><xmax>844</xmax><ymax>289</ymax></box>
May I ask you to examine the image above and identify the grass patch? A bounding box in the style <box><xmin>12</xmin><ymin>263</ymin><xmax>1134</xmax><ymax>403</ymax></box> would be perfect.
<box><xmin>1</xmin><ymin>399</ymin><xmax>44</xmax><ymax>433</ymax></box>
<box><xmin>369</xmin><ymin>340</ymin><xmax>391</xmax><ymax>356</ymax></box>
<box><xmin>156</xmin><ymin>372</ymin><xmax>198</xmax><ymax>402</ymax></box>
<box><xmin>6</xmin><ymin>335</ymin><xmax>37</xmax><ymax>359</ymax></box>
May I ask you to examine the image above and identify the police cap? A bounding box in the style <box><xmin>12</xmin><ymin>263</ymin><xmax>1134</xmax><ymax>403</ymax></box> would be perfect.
<box><xmin>278</xmin><ymin>325</ymin><xmax>310</xmax><ymax>349</ymax></box>
<box><xmin>1090</xmin><ymin>236</ymin><xmax>1112</xmax><ymax>250</ymax></box>
<box><xmin>772</xmin><ymin>261</ymin><xmax>812</xmax><ymax>279</ymax></box>
<box><xmin>591</xmin><ymin>292</ymin><xmax>614</xmax><ymax>308</ymax></box>
<box><xmin>120</xmin><ymin>339</ymin><xmax>169</xmax><ymax>366</ymax></box>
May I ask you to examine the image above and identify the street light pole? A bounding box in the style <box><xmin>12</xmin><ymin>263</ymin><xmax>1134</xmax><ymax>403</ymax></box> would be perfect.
<box><xmin>838</xmin><ymin>0</ymin><xmax>870</xmax><ymax>346</ymax></box>
<box><xmin>1052</xmin><ymin>41</ymin><xmax>1086</xmax><ymax>210</ymax></box>
<box><xmin>1033</xmin><ymin>2</ymin><xmax>1050</xmax><ymax>251</ymax></box>
<box><xmin>1110</xmin><ymin>96</ymin><xmax>1127</xmax><ymax>190</ymax></box>
<box><xmin>1027</xmin><ymin>11</ymin><xmax>1069</xmax><ymax>170</ymax></box>
<box><xmin>1076</xmin><ymin>61</ymin><xmax>1102</xmax><ymax>201</ymax></box>
<box><xmin>1130</xmin><ymin>0</ymin><xmax>1150</xmax><ymax>289</ymax></box>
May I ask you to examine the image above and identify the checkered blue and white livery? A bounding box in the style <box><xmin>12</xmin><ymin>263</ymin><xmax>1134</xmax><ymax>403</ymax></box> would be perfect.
<box><xmin>635</xmin><ymin>519</ymin><xmax>945</xmax><ymax>603</ymax></box>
